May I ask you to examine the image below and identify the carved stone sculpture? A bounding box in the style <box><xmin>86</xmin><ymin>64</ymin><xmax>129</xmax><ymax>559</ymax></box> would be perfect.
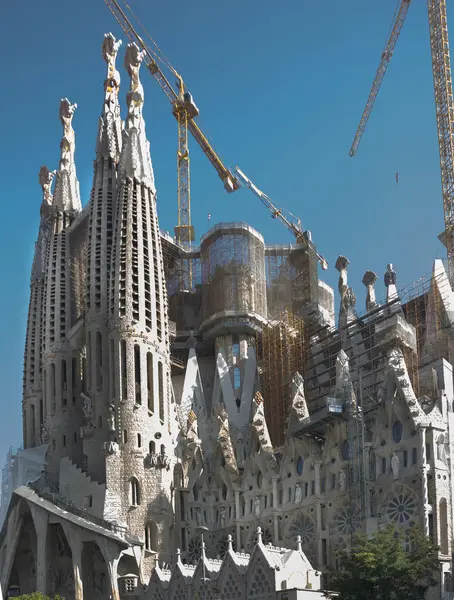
<box><xmin>59</xmin><ymin>98</ymin><xmax>77</xmax><ymax>172</ymax></box>
<box><xmin>107</xmin><ymin>402</ymin><xmax>116</xmax><ymax>433</ymax></box>
<box><xmin>220</xmin><ymin>506</ymin><xmax>226</xmax><ymax>528</ymax></box>
<box><xmin>41</xmin><ymin>425</ymin><xmax>49</xmax><ymax>445</ymax></box>
<box><xmin>39</xmin><ymin>166</ymin><xmax>55</xmax><ymax>214</ymax></box>
<box><xmin>339</xmin><ymin>470</ymin><xmax>346</xmax><ymax>492</ymax></box>
<box><xmin>391</xmin><ymin>452</ymin><xmax>400</xmax><ymax>480</ymax></box>
<box><xmin>254</xmin><ymin>496</ymin><xmax>261</xmax><ymax>517</ymax></box>
<box><xmin>295</xmin><ymin>483</ymin><xmax>302</xmax><ymax>504</ymax></box>
<box><xmin>125</xmin><ymin>43</ymin><xmax>146</xmax><ymax>130</ymax></box>
<box><xmin>287</xmin><ymin>372</ymin><xmax>309</xmax><ymax>434</ymax></box>
<box><xmin>81</xmin><ymin>392</ymin><xmax>92</xmax><ymax>419</ymax></box>
<box><xmin>195</xmin><ymin>507</ymin><xmax>202</xmax><ymax>526</ymax></box>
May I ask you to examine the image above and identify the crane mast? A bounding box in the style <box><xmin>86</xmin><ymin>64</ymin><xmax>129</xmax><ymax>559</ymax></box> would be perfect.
<box><xmin>350</xmin><ymin>0</ymin><xmax>454</xmax><ymax>281</ymax></box>
<box><xmin>234</xmin><ymin>167</ymin><xmax>328</xmax><ymax>270</ymax></box>
<box><xmin>104</xmin><ymin>0</ymin><xmax>239</xmax><ymax>283</ymax></box>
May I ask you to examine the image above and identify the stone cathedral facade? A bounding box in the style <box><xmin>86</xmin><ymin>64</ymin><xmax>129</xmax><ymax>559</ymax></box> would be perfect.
<box><xmin>2</xmin><ymin>31</ymin><xmax>454</xmax><ymax>600</ymax></box>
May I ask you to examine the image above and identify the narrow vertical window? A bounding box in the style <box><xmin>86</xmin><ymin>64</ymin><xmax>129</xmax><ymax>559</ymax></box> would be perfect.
<box><xmin>123</xmin><ymin>429</ymin><xmax>128</xmax><ymax>444</ymax></box>
<box><xmin>110</xmin><ymin>339</ymin><xmax>115</xmax><ymax>397</ymax></box>
<box><xmin>130</xmin><ymin>478</ymin><xmax>140</xmax><ymax>506</ymax></box>
<box><xmin>158</xmin><ymin>362</ymin><xmax>164</xmax><ymax>422</ymax></box>
<box><xmin>134</xmin><ymin>345</ymin><xmax>141</xmax><ymax>404</ymax></box>
<box><xmin>233</xmin><ymin>367</ymin><xmax>241</xmax><ymax>390</ymax></box>
<box><xmin>71</xmin><ymin>357</ymin><xmax>77</xmax><ymax>404</ymax></box>
<box><xmin>96</xmin><ymin>331</ymin><xmax>103</xmax><ymax>391</ymax></box>
<box><xmin>121</xmin><ymin>340</ymin><xmax>127</xmax><ymax>401</ymax></box>
<box><xmin>23</xmin><ymin>408</ymin><xmax>27</xmax><ymax>448</ymax></box>
<box><xmin>39</xmin><ymin>399</ymin><xmax>44</xmax><ymax>426</ymax></box>
<box><xmin>43</xmin><ymin>370</ymin><xmax>47</xmax><ymax>416</ymax></box>
<box><xmin>137</xmin><ymin>433</ymin><xmax>142</xmax><ymax>448</ymax></box>
<box><xmin>31</xmin><ymin>404</ymin><xmax>35</xmax><ymax>444</ymax></box>
<box><xmin>87</xmin><ymin>332</ymin><xmax>91</xmax><ymax>390</ymax></box>
<box><xmin>50</xmin><ymin>363</ymin><xmax>56</xmax><ymax>413</ymax></box>
<box><xmin>147</xmin><ymin>352</ymin><xmax>154</xmax><ymax>412</ymax></box>
<box><xmin>61</xmin><ymin>359</ymin><xmax>67</xmax><ymax>407</ymax></box>
<box><xmin>149</xmin><ymin>440</ymin><xmax>155</xmax><ymax>454</ymax></box>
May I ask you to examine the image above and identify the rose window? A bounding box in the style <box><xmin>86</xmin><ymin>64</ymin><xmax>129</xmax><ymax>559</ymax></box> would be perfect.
<box><xmin>288</xmin><ymin>514</ymin><xmax>315</xmax><ymax>545</ymax></box>
<box><xmin>387</xmin><ymin>492</ymin><xmax>417</xmax><ymax>523</ymax></box>
<box><xmin>336</xmin><ymin>506</ymin><xmax>360</xmax><ymax>535</ymax></box>
<box><xmin>188</xmin><ymin>537</ymin><xmax>202</xmax><ymax>563</ymax></box>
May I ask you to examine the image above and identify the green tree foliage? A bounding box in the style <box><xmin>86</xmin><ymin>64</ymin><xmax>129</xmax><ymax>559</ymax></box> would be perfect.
<box><xmin>328</xmin><ymin>526</ymin><xmax>439</xmax><ymax>600</ymax></box>
<box><xmin>15</xmin><ymin>594</ymin><xmax>66</xmax><ymax>600</ymax></box>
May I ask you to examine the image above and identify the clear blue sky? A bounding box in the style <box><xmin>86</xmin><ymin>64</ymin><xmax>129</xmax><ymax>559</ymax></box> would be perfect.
<box><xmin>0</xmin><ymin>0</ymin><xmax>447</xmax><ymax>461</ymax></box>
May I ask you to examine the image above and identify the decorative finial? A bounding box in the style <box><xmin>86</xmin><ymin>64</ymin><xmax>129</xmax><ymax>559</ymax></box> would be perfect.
<box><xmin>125</xmin><ymin>42</ymin><xmax>146</xmax><ymax>130</ymax></box>
<box><xmin>296</xmin><ymin>535</ymin><xmax>302</xmax><ymax>552</ymax></box>
<box><xmin>384</xmin><ymin>263</ymin><xmax>399</xmax><ymax>305</ymax></box>
<box><xmin>335</xmin><ymin>255</ymin><xmax>356</xmax><ymax>331</ymax></box>
<box><xmin>227</xmin><ymin>534</ymin><xmax>233</xmax><ymax>553</ymax></box>
<box><xmin>176</xmin><ymin>548</ymin><xmax>182</xmax><ymax>564</ymax></box>
<box><xmin>38</xmin><ymin>166</ymin><xmax>55</xmax><ymax>216</ymax></box>
<box><xmin>362</xmin><ymin>270</ymin><xmax>378</xmax><ymax>312</ymax></box>
<box><xmin>58</xmin><ymin>98</ymin><xmax>77</xmax><ymax>172</ymax></box>
<box><xmin>256</xmin><ymin>526</ymin><xmax>263</xmax><ymax>545</ymax></box>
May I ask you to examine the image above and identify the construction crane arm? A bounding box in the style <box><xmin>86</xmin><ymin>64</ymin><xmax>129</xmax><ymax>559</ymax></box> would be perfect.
<box><xmin>349</xmin><ymin>0</ymin><xmax>412</xmax><ymax>157</ymax></box>
<box><xmin>234</xmin><ymin>167</ymin><xmax>328</xmax><ymax>270</ymax></box>
<box><xmin>104</xmin><ymin>0</ymin><xmax>238</xmax><ymax>192</ymax></box>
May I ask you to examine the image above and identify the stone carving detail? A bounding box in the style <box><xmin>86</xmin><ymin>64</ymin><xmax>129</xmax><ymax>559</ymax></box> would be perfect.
<box><xmin>384</xmin><ymin>263</ymin><xmax>399</xmax><ymax>304</ymax></box>
<box><xmin>39</xmin><ymin>166</ymin><xmax>56</xmax><ymax>215</ymax></box>
<box><xmin>99</xmin><ymin>33</ymin><xmax>122</xmax><ymax>161</ymax></box>
<box><xmin>217</xmin><ymin>408</ymin><xmax>239</xmax><ymax>475</ymax></box>
<box><xmin>53</xmin><ymin>98</ymin><xmax>81</xmax><ymax>212</ymax></box>
<box><xmin>107</xmin><ymin>402</ymin><xmax>116</xmax><ymax>433</ymax></box>
<box><xmin>287</xmin><ymin>372</ymin><xmax>309</xmax><ymax>435</ymax></box>
<box><xmin>254</xmin><ymin>496</ymin><xmax>261</xmax><ymax>517</ymax></box>
<box><xmin>220</xmin><ymin>505</ymin><xmax>226</xmax><ymax>528</ymax></box>
<box><xmin>80</xmin><ymin>421</ymin><xmax>94</xmax><ymax>439</ymax></box>
<box><xmin>391</xmin><ymin>452</ymin><xmax>400</xmax><ymax>480</ymax></box>
<box><xmin>362</xmin><ymin>270</ymin><xmax>378</xmax><ymax>312</ymax></box>
<box><xmin>104</xmin><ymin>441</ymin><xmax>119</xmax><ymax>455</ymax></box>
<box><xmin>81</xmin><ymin>393</ymin><xmax>92</xmax><ymax>419</ymax></box>
<box><xmin>335</xmin><ymin>350</ymin><xmax>357</xmax><ymax>414</ymax></box>
<box><xmin>41</xmin><ymin>425</ymin><xmax>49</xmax><ymax>445</ymax></box>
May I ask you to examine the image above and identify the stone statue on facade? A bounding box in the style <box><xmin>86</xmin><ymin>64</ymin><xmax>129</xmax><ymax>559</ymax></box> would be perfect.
<box><xmin>339</xmin><ymin>470</ymin><xmax>346</xmax><ymax>492</ymax></box>
<box><xmin>336</xmin><ymin>255</ymin><xmax>356</xmax><ymax>329</ymax></box>
<box><xmin>391</xmin><ymin>452</ymin><xmax>400</xmax><ymax>480</ymax></box>
<box><xmin>107</xmin><ymin>402</ymin><xmax>116</xmax><ymax>433</ymax></box>
<box><xmin>195</xmin><ymin>507</ymin><xmax>202</xmax><ymax>526</ymax></box>
<box><xmin>58</xmin><ymin>98</ymin><xmax>77</xmax><ymax>172</ymax></box>
<box><xmin>220</xmin><ymin>506</ymin><xmax>226</xmax><ymax>528</ymax></box>
<box><xmin>39</xmin><ymin>166</ymin><xmax>55</xmax><ymax>215</ymax></box>
<box><xmin>125</xmin><ymin>42</ymin><xmax>146</xmax><ymax>130</ymax></box>
<box><xmin>254</xmin><ymin>496</ymin><xmax>261</xmax><ymax>517</ymax></box>
<box><xmin>295</xmin><ymin>483</ymin><xmax>302</xmax><ymax>504</ymax></box>
<box><xmin>40</xmin><ymin>425</ymin><xmax>49</xmax><ymax>445</ymax></box>
<box><xmin>81</xmin><ymin>393</ymin><xmax>92</xmax><ymax>419</ymax></box>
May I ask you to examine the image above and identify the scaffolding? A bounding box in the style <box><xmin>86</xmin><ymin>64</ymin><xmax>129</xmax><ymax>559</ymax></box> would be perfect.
<box><xmin>200</xmin><ymin>223</ymin><xmax>267</xmax><ymax>326</ymax></box>
<box><xmin>258</xmin><ymin>310</ymin><xmax>306</xmax><ymax>447</ymax></box>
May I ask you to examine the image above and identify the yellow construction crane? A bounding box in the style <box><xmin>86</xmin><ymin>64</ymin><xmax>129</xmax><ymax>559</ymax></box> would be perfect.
<box><xmin>349</xmin><ymin>0</ymin><xmax>454</xmax><ymax>281</ymax></box>
<box><xmin>234</xmin><ymin>167</ymin><xmax>328</xmax><ymax>270</ymax></box>
<box><xmin>104</xmin><ymin>0</ymin><xmax>239</xmax><ymax>253</ymax></box>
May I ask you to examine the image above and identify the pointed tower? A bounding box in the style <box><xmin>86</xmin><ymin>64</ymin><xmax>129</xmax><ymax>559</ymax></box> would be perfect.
<box><xmin>105</xmin><ymin>42</ymin><xmax>176</xmax><ymax>553</ymax></box>
<box><xmin>42</xmin><ymin>98</ymin><xmax>81</xmax><ymax>478</ymax></box>
<box><xmin>22</xmin><ymin>168</ymin><xmax>55</xmax><ymax>449</ymax></box>
<box><xmin>82</xmin><ymin>33</ymin><xmax>123</xmax><ymax>481</ymax></box>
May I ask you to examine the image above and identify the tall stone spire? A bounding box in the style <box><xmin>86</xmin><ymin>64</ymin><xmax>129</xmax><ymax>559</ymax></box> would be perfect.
<box><xmin>52</xmin><ymin>98</ymin><xmax>81</xmax><ymax>213</ymax></box>
<box><xmin>104</xmin><ymin>39</ymin><xmax>176</xmax><ymax>545</ymax></box>
<box><xmin>118</xmin><ymin>42</ymin><xmax>155</xmax><ymax>190</ymax></box>
<box><xmin>96</xmin><ymin>33</ymin><xmax>123</xmax><ymax>161</ymax></box>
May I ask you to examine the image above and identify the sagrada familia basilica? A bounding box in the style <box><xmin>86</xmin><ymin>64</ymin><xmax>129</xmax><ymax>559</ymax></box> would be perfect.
<box><xmin>1</xmin><ymin>32</ymin><xmax>454</xmax><ymax>600</ymax></box>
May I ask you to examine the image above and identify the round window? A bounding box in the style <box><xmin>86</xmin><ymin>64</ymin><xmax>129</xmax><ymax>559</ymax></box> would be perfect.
<box><xmin>393</xmin><ymin>421</ymin><xmax>403</xmax><ymax>443</ymax></box>
<box><xmin>296</xmin><ymin>456</ymin><xmax>304</xmax><ymax>475</ymax></box>
<box><xmin>341</xmin><ymin>440</ymin><xmax>350</xmax><ymax>461</ymax></box>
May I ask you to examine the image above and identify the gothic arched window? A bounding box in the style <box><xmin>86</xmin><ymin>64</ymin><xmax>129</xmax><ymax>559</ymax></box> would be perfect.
<box><xmin>145</xmin><ymin>521</ymin><xmax>157</xmax><ymax>552</ymax></box>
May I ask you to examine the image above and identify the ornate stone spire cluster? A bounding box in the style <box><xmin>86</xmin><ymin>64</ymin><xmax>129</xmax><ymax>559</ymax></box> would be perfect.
<box><xmin>119</xmin><ymin>42</ymin><xmax>155</xmax><ymax>190</ymax></box>
<box><xmin>96</xmin><ymin>33</ymin><xmax>123</xmax><ymax>161</ymax></box>
<box><xmin>52</xmin><ymin>98</ymin><xmax>81</xmax><ymax>213</ymax></box>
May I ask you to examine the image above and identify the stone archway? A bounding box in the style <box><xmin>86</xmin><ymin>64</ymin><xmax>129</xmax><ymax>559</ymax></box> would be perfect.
<box><xmin>47</xmin><ymin>522</ymin><xmax>74</xmax><ymax>597</ymax></box>
<box><xmin>7</xmin><ymin>510</ymin><xmax>37</xmax><ymax>596</ymax></box>
<box><xmin>82</xmin><ymin>541</ymin><xmax>109</xmax><ymax>598</ymax></box>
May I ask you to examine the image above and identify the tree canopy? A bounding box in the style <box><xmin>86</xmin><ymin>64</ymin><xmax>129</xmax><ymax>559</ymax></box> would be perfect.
<box><xmin>328</xmin><ymin>526</ymin><xmax>440</xmax><ymax>600</ymax></box>
<box><xmin>15</xmin><ymin>594</ymin><xmax>66</xmax><ymax>600</ymax></box>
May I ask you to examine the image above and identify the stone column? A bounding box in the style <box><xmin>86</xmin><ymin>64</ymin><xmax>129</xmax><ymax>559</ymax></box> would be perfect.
<box><xmin>420</xmin><ymin>427</ymin><xmax>430</xmax><ymax>536</ymax></box>
<box><xmin>99</xmin><ymin>539</ymin><xmax>121</xmax><ymax>600</ymax></box>
<box><xmin>61</xmin><ymin>524</ymin><xmax>83</xmax><ymax>600</ymax></box>
<box><xmin>0</xmin><ymin>505</ymin><xmax>22</xmax><ymax>594</ymax></box>
<box><xmin>235</xmin><ymin>490</ymin><xmax>241</xmax><ymax>550</ymax></box>
<box><xmin>272</xmin><ymin>476</ymin><xmax>279</xmax><ymax>541</ymax></box>
<box><xmin>30</xmin><ymin>506</ymin><xmax>48</xmax><ymax>594</ymax></box>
